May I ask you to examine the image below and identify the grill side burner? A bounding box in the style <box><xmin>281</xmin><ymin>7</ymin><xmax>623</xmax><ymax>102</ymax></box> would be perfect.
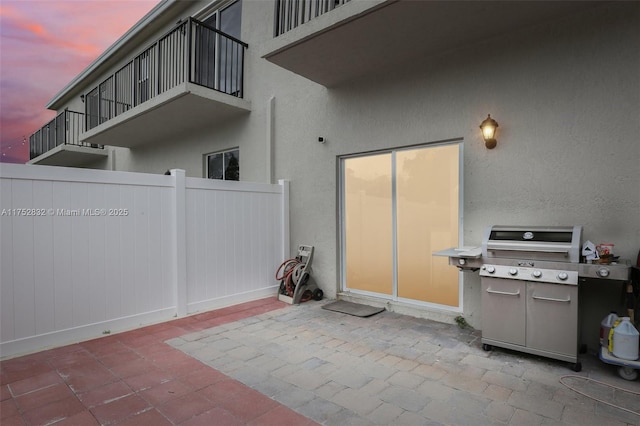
<box><xmin>578</xmin><ymin>262</ymin><xmax>631</xmax><ymax>281</ymax></box>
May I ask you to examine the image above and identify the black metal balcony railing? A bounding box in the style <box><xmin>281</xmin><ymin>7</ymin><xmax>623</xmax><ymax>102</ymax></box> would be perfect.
<box><xmin>274</xmin><ymin>0</ymin><xmax>350</xmax><ymax>36</ymax></box>
<box><xmin>85</xmin><ymin>18</ymin><xmax>248</xmax><ymax>131</ymax></box>
<box><xmin>29</xmin><ymin>110</ymin><xmax>100</xmax><ymax>160</ymax></box>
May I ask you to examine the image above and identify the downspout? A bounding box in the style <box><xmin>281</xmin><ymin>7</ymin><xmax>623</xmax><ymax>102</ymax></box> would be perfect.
<box><xmin>267</xmin><ymin>96</ymin><xmax>275</xmax><ymax>184</ymax></box>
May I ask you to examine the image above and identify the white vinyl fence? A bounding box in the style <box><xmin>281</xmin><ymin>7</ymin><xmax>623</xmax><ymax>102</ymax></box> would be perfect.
<box><xmin>0</xmin><ymin>164</ymin><xmax>289</xmax><ymax>358</ymax></box>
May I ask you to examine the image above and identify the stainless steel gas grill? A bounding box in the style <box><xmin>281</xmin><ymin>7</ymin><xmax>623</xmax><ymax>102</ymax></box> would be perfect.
<box><xmin>479</xmin><ymin>225</ymin><xmax>583</xmax><ymax>371</ymax></box>
<box><xmin>435</xmin><ymin>224</ymin><xmax>632</xmax><ymax>372</ymax></box>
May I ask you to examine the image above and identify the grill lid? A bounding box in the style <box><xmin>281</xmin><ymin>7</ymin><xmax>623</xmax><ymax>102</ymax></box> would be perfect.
<box><xmin>482</xmin><ymin>225</ymin><xmax>582</xmax><ymax>263</ymax></box>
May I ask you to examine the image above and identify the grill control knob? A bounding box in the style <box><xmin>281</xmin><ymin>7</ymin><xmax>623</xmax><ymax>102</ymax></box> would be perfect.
<box><xmin>485</xmin><ymin>265</ymin><xmax>496</xmax><ymax>274</ymax></box>
<box><xmin>532</xmin><ymin>270</ymin><xmax>542</xmax><ymax>278</ymax></box>
<box><xmin>557</xmin><ymin>272</ymin><xmax>569</xmax><ymax>281</ymax></box>
<box><xmin>508</xmin><ymin>268</ymin><xmax>518</xmax><ymax>276</ymax></box>
<box><xmin>597</xmin><ymin>268</ymin><xmax>610</xmax><ymax>278</ymax></box>
<box><xmin>458</xmin><ymin>259</ymin><xmax>466</xmax><ymax>266</ymax></box>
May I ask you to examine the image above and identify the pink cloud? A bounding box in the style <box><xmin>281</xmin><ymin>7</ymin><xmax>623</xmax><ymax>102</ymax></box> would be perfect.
<box><xmin>1</xmin><ymin>0</ymin><xmax>159</xmax><ymax>163</ymax></box>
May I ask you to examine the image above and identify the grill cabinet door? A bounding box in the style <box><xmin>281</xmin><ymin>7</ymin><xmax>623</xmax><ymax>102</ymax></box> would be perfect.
<box><xmin>526</xmin><ymin>282</ymin><xmax>578</xmax><ymax>357</ymax></box>
<box><xmin>481</xmin><ymin>278</ymin><xmax>526</xmax><ymax>346</ymax></box>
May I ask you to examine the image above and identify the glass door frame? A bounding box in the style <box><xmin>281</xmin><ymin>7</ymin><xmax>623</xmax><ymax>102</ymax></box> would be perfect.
<box><xmin>338</xmin><ymin>138</ymin><xmax>465</xmax><ymax>312</ymax></box>
<box><xmin>199</xmin><ymin>0</ymin><xmax>242</xmax><ymax>92</ymax></box>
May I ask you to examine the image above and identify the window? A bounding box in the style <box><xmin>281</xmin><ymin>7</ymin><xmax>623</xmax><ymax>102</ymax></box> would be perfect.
<box><xmin>195</xmin><ymin>0</ymin><xmax>243</xmax><ymax>95</ymax></box>
<box><xmin>206</xmin><ymin>149</ymin><xmax>239</xmax><ymax>180</ymax></box>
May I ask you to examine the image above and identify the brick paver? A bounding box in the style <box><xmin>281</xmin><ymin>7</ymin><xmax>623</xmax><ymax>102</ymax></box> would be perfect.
<box><xmin>171</xmin><ymin>301</ymin><xmax>640</xmax><ymax>425</ymax></box>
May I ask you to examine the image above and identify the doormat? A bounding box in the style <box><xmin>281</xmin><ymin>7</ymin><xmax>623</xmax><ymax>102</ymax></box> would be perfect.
<box><xmin>322</xmin><ymin>300</ymin><xmax>385</xmax><ymax>317</ymax></box>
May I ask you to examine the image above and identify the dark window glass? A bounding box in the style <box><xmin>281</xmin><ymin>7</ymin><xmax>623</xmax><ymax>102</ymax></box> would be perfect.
<box><xmin>208</xmin><ymin>153</ymin><xmax>223</xmax><ymax>179</ymax></box>
<box><xmin>195</xmin><ymin>0</ymin><xmax>242</xmax><ymax>94</ymax></box>
<box><xmin>220</xmin><ymin>0</ymin><xmax>241</xmax><ymax>39</ymax></box>
<box><xmin>207</xmin><ymin>149</ymin><xmax>239</xmax><ymax>180</ymax></box>
<box><xmin>224</xmin><ymin>150</ymin><xmax>239</xmax><ymax>181</ymax></box>
<box><xmin>219</xmin><ymin>0</ymin><xmax>242</xmax><ymax>95</ymax></box>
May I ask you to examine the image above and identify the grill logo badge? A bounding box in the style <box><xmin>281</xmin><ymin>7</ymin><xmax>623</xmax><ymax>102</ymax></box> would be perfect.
<box><xmin>523</xmin><ymin>231</ymin><xmax>534</xmax><ymax>240</ymax></box>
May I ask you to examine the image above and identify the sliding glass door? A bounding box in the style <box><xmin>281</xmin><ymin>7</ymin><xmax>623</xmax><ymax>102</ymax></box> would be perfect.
<box><xmin>342</xmin><ymin>142</ymin><xmax>461</xmax><ymax>308</ymax></box>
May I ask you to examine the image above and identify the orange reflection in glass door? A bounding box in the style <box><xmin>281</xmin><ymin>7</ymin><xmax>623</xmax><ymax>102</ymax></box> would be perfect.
<box><xmin>396</xmin><ymin>145</ymin><xmax>459</xmax><ymax>306</ymax></box>
<box><xmin>342</xmin><ymin>143</ymin><xmax>460</xmax><ymax>308</ymax></box>
<box><xmin>343</xmin><ymin>154</ymin><xmax>393</xmax><ymax>295</ymax></box>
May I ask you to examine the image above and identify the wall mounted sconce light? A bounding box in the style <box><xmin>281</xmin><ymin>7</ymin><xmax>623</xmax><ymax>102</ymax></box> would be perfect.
<box><xmin>479</xmin><ymin>114</ymin><xmax>498</xmax><ymax>149</ymax></box>
<box><xmin>80</xmin><ymin>94</ymin><xmax>85</xmax><ymax>103</ymax></box>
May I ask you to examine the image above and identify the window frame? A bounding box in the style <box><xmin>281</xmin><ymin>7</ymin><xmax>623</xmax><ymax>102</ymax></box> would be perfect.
<box><xmin>205</xmin><ymin>148</ymin><xmax>239</xmax><ymax>181</ymax></box>
<box><xmin>339</xmin><ymin>139</ymin><xmax>464</xmax><ymax>311</ymax></box>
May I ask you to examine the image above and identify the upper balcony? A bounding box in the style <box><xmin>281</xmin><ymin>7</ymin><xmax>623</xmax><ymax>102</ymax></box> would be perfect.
<box><xmin>82</xmin><ymin>17</ymin><xmax>250</xmax><ymax>148</ymax></box>
<box><xmin>28</xmin><ymin>110</ymin><xmax>108</xmax><ymax>167</ymax></box>
<box><xmin>263</xmin><ymin>0</ymin><xmax>602</xmax><ymax>87</ymax></box>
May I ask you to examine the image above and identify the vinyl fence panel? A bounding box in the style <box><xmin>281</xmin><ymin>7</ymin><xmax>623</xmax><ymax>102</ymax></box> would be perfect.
<box><xmin>185</xmin><ymin>179</ymin><xmax>284</xmax><ymax>313</ymax></box>
<box><xmin>0</xmin><ymin>164</ymin><xmax>288</xmax><ymax>358</ymax></box>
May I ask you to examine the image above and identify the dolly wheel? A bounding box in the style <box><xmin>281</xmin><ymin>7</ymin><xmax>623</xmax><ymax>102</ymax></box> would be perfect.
<box><xmin>618</xmin><ymin>366</ymin><xmax>638</xmax><ymax>381</ymax></box>
<box><xmin>482</xmin><ymin>344</ymin><xmax>492</xmax><ymax>352</ymax></box>
<box><xmin>571</xmin><ymin>362</ymin><xmax>582</xmax><ymax>372</ymax></box>
<box><xmin>313</xmin><ymin>288</ymin><xmax>324</xmax><ymax>301</ymax></box>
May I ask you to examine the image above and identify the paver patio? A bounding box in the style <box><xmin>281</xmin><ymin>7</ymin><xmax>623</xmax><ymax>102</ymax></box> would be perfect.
<box><xmin>2</xmin><ymin>297</ymin><xmax>639</xmax><ymax>425</ymax></box>
<box><xmin>0</xmin><ymin>298</ymin><xmax>315</xmax><ymax>426</ymax></box>
<box><xmin>169</xmin><ymin>300</ymin><xmax>640</xmax><ymax>425</ymax></box>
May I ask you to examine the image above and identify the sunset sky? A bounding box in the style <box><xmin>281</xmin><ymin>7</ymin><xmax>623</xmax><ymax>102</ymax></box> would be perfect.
<box><xmin>0</xmin><ymin>0</ymin><xmax>160</xmax><ymax>164</ymax></box>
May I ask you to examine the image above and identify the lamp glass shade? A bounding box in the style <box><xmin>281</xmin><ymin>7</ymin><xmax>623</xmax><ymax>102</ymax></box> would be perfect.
<box><xmin>479</xmin><ymin>114</ymin><xmax>498</xmax><ymax>145</ymax></box>
<box><xmin>482</xmin><ymin>123</ymin><xmax>496</xmax><ymax>140</ymax></box>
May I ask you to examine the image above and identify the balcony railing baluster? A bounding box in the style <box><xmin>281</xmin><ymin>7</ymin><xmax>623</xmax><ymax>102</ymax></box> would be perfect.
<box><xmin>82</xmin><ymin>18</ymin><xmax>247</xmax><ymax>132</ymax></box>
<box><xmin>29</xmin><ymin>111</ymin><xmax>100</xmax><ymax>160</ymax></box>
<box><xmin>30</xmin><ymin>17</ymin><xmax>248</xmax><ymax>159</ymax></box>
<box><xmin>274</xmin><ymin>0</ymin><xmax>350</xmax><ymax>36</ymax></box>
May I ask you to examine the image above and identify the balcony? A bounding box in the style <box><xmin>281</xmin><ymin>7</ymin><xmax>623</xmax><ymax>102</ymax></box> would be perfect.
<box><xmin>273</xmin><ymin>0</ymin><xmax>352</xmax><ymax>37</ymax></box>
<box><xmin>263</xmin><ymin>0</ymin><xmax>602</xmax><ymax>87</ymax></box>
<box><xmin>28</xmin><ymin>111</ymin><xmax>108</xmax><ymax>167</ymax></box>
<box><xmin>82</xmin><ymin>18</ymin><xmax>250</xmax><ymax>148</ymax></box>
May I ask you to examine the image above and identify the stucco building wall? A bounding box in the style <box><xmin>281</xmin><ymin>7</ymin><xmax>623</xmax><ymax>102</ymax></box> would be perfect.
<box><xmin>261</xmin><ymin>2</ymin><xmax>639</xmax><ymax>310</ymax></box>
<box><xmin>54</xmin><ymin>1</ymin><xmax>639</xmax><ymax>331</ymax></box>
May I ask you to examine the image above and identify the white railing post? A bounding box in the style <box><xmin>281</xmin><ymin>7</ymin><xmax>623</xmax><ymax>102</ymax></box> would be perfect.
<box><xmin>170</xmin><ymin>169</ymin><xmax>187</xmax><ymax>316</ymax></box>
<box><xmin>279</xmin><ymin>179</ymin><xmax>290</xmax><ymax>260</ymax></box>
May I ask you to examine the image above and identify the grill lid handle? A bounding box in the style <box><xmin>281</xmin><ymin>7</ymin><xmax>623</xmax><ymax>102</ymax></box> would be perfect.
<box><xmin>486</xmin><ymin>244</ymin><xmax>570</xmax><ymax>256</ymax></box>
